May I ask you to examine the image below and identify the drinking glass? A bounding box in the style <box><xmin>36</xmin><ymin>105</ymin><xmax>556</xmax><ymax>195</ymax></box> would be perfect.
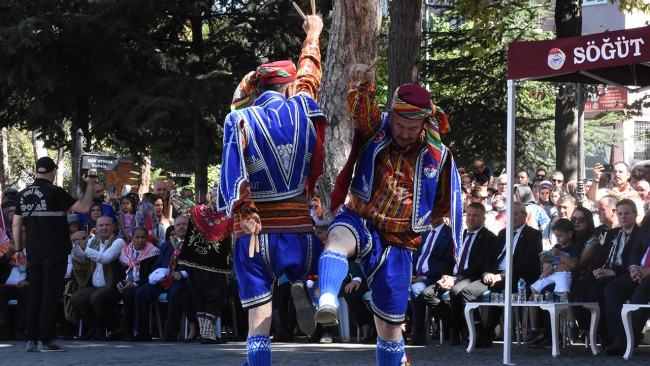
<box><xmin>560</xmin><ymin>292</ymin><xmax>569</xmax><ymax>303</ymax></box>
<box><xmin>544</xmin><ymin>292</ymin><xmax>554</xmax><ymax>303</ymax></box>
<box><xmin>491</xmin><ymin>293</ymin><xmax>498</xmax><ymax>303</ymax></box>
<box><xmin>534</xmin><ymin>294</ymin><xmax>542</xmax><ymax>304</ymax></box>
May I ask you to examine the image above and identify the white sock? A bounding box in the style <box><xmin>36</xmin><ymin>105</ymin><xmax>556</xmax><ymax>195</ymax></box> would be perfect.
<box><xmin>319</xmin><ymin>293</ymin><xmax>337</xmax><ymax>308</ymax></box>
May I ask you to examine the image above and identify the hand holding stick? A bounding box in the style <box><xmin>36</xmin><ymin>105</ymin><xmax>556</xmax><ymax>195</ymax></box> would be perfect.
<box><xmin>350</xmin><ymin>56</ymin><xmax>382</xmax><ymax>86</ymax></box>
<box><xmin>293</xmin><ymin>0</ymin><xmax>317</xmax><ymax>19</ymax></box>
<box><xmin>249</xmin><ymin>213</ymin><xmax>261</xmax><ymax>258</ymax></box>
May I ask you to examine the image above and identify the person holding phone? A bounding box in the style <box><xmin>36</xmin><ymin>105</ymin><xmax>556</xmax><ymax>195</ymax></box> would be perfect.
<box><xmin>12</xmin><ymin>157</ymin><xmax>98</xmax><ymax>352</ymax></box>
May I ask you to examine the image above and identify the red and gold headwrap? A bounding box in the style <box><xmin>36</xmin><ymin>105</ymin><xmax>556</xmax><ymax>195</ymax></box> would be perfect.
<box><xmin>392</xmin><ymin>84</ymin><xmax>449</xmax><ymax>167</ymax></box>
<box><xmin>231</xmin><ymin>61</ymin><xmax>298</xmax><ymax>111</ymax></box>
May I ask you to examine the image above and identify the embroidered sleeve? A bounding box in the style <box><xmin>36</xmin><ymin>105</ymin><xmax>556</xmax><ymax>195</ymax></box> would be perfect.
<box><xmin>295</xmin><ymin>38</ymin><xmax>322</xmax><ymax>100</ymax></box>
<box><xmin>231</xmin><ymin>181</ymin><xmax>258</xmax><ymax>220</ymax></box>
<box><xmin>348</xmin><ymin>82</ymin><xmax>382</xmax><ymax>142</ymax></box>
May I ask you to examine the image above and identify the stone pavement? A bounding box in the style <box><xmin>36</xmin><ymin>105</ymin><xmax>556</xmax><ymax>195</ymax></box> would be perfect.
<box><xmin>1</xmin><ymin>338</ymin><xmax>648</xmax><ymax>365</ymax></box>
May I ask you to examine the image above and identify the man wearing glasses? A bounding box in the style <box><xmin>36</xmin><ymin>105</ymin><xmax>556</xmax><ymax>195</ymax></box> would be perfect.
<box><xmin>535</xmin><ymin>169</ymin><xmax>547</xmax><ymax>180</ymax></box>
<box><xmin>550</xmin><ymin>171</ymin><xmax>565</xmax><ymax>188</ymax></box>
<box><xmin>471</xmin><ymin>187</ymin><xmax>491</xmax><ymax>211</ymax></box>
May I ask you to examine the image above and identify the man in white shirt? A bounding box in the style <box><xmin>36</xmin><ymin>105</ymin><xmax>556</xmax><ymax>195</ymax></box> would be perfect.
<box><xmin>70</xmin><ymin>216</ymin><xmax>125</xmax><ymax>341</ymax></box>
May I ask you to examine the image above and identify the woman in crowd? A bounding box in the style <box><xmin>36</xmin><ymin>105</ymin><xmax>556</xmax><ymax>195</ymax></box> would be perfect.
<box><xmin>537</xmin><ymin>181</ymin><xmax>554</xmax><ymax>218</ymax></box>
<box><xmin>531</xmin><ymin>178</ymin><xmax>543</xmax><ymax>202</ymax></box>
<box><xmin>146</xmin><ymin>195</ymin><xmax>169</xmax><ymax>246</ymax></box>
<box><xmin>461</xmin><ymin>174</ymin><xmax>472</xmax><ymax>190</ymax></box>
<box><xmin>86</xmin><ymin>202</ymin><xmax>103</xmax><ymax>233</ymax></box>
<box><xmin>514</xmin><ymin>185</ymin><xmax>550</xmax><ymax>231</ymax></box>
<box><xmin>635</xmin><ymin>180</ymin><xmax>650</xmax><ymax>214</ymax></box>
<box><xmin>486</xmin><ymin>192</ymin><xmax>506</xmax><ymax>234</ymax></box>
<box><xmin>571</xmin><ymin>207</ymin><xmax>598</xmax><ymax>275</ymax></box>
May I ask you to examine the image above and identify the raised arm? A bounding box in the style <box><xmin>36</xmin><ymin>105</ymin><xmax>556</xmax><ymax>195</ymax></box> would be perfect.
<box><xmin>295</xmin><ymin>15</ymin><xmax>323</xmax><ymax>100</ymax></box>
<box><xmin>348</xmin><ymin>62</ymin><xmax>382</xmax><ymax>142</ymax></box>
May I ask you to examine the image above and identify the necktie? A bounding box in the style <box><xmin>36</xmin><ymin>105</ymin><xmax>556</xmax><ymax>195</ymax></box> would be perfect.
<box><xmin>416</xmin><ymin>229</ymin><xmax>436</xmax><ymax>277</ymax></box>
<box><xmin>605</xmin><ymin>230</ymin><xmax>626</xmax><ymax>269</ymax></box>
<box><xmin>127</xmin><ymin>251</ymin><xmax>139</xmax><ymax>282</ymax></box>
<box><xmin>458</xmin><ymin>232</ymin><xmax>474</xmax><ymax>271</ymax></box>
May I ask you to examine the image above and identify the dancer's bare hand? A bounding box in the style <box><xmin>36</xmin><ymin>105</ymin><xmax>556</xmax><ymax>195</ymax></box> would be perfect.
<box><xmin>303</xmin><ymin>15</ymin><xmax>323</xmax><ymax>39</ymax></box>
<box><xmin>241</xmin><ymin>218</ymin><xmax>262</xmax><ymax>235</ymax></box>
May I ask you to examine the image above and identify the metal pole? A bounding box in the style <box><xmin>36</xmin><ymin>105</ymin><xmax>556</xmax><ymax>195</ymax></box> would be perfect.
<box><xmin>577</xmin><ymin>83</ymin><xmax>585</xmax><ymax>206</ymax></box>
<box><xmin>74</xmin><ymin>129</ymin><xmax>84</xmax><ymax>198</ymax></box>
<box><xmin>503</xmin><ymin>79</ymin><xmax>517</xmax><ymax>365</ymax></box>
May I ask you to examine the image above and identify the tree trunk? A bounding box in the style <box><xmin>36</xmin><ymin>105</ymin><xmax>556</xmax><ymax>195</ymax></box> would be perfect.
<box><xmin>554</xmin><ymin>0</ymin><xmax>582</xmax><ymax>181</ymax></box>
<box><xmin>0</xmin><ymin>128</ymin><xmax>9</xmax><ymax>189</ymax></box>
<box><xmin>318</xmin><ymin>0</ymin><xmax>382</xmax><ymax>218</ymax></box>
<box><xmin>31</xmin><ymin>130</ymin><xmax>48</xmax><ymax>161</ymax></box>
<box><xmin>387</xmin><ymin>0</ymin><xmax>424</xmax><ymax>102</ymax></box>
<box><xmin>138</xmin><ymin>155</ymin><xmax>151</xmax><ymax>197</ymax></box>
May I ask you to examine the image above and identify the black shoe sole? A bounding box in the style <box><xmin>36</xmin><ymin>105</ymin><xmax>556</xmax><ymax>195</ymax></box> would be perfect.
<box><xmin>291</xmin><ymin>282</ymin><xmax>317</xmax><ymax>335</ymax></box>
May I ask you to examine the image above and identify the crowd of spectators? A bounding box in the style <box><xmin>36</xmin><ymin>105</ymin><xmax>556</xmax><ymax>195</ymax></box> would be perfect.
<box><xmin>1</xmin><ymin>157</ymin><xmax>650</xmax><ymax>358</ymax></box>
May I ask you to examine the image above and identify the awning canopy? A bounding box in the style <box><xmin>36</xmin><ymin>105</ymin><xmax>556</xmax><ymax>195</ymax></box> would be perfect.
<box><xmin>508</xmin><ymin>26</ymin><xmax>650</xmax><ymax>91</ymax></box>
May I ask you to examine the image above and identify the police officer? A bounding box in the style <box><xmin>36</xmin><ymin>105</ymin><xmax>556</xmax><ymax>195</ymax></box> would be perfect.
<box><xmin>13</xmin><ymin>157</ymin><xmax>97</xmax><ymax>352</ymax></box>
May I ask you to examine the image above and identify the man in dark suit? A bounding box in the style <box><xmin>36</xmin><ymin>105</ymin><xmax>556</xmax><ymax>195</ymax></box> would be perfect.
<box><xmin>116</xmin><ymin>226</ymin><xmax>160</xmax><ymax>341</ymax></box>
<box><xmin>409</xmin><ymin>218</ymin><xmax>454</xmax><ymax>345</ymax></box>
<box><xmin>603</xmin><ymin>214</ymin><xmax>650</xmax><ymax>355</ymax></box>
<box><xmin>420</xmin><ymin>202</ymin><xmax>496</xmax><ymax>345</ymax></box>
<box><xmin>479</xmin><ymin>201</ymin><xmax>542</xmax><ymax>345</ymax></box>
<box><xmin>573</xmin><ymin>198</ymin><xmax>638</xmax><ymax>341</ymax></box>
<box><xmin>340</xmin><ymin>261</ymin><xmax>376</xmax><ymax>344</ymax></box>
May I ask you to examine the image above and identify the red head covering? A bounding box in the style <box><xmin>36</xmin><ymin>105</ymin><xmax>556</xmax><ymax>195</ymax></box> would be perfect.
<box><xmin>257</xmin><ymin>60</ymin><xmax>297</xmax><ymax>85</ymax></box>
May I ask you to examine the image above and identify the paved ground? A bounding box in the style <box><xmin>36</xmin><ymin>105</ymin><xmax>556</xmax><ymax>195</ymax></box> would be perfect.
<box><xmin>1</xmin><ymin>338</ymin><xmax>648</xmax><ymax>365</ymax></box>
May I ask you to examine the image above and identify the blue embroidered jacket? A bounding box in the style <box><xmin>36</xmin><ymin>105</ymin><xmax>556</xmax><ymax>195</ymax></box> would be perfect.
<box><xmin>218</xmin><ymin>91</ymin><xmax>325</xmax><ymax>217</ymax></box>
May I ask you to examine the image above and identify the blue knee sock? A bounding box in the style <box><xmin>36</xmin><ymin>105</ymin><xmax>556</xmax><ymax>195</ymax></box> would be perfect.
<box><xmin>318</xmin><ymin>250</ymin><xmax>349</xmax><ymax>301</ymax></box>
<box><xmin>246</xmin><ymin>334</ymin><xmax>271</xmax><ymax>366</ymax></box>
<box><xmin>376</xmin><ymin>336</ymin><xmax>405</xmax><ymax>366</ymax></box>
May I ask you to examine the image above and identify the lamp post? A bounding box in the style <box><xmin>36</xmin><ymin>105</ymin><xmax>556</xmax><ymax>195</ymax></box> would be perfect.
<box><xmin>554</xmin><ymin>83</ymin><xmax>607</xmax><ymax>205</ymax></box>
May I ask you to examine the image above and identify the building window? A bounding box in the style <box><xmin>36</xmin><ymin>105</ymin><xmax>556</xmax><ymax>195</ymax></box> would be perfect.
<box><xmin>582</xmin><ymin>0</ymin><xmax>607</xmax><ymax>6</ymax></box>
<box><xmin>634</xmin><ymin>121</ymin><xmax>650</xmax><ymax>161</ymax></box>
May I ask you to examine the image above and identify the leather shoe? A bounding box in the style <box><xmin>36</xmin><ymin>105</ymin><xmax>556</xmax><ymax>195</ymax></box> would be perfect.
<box><xmin>91</xmin><ymin>330</ymin><xmax>105</xmax><ymax>341</ymax></box>
<box><xmin>103</xmin><ymin>330</ymin><xmax>124</xmax><ymax>341</ymax></box>
<box><xmin>410</xmin><ymin>332</ymin><xmax>426</xmax><ymax>346</ymax></box>
<box><xmin>448</xmin><ymin>328</ymin><xmax>460</xmax><ymax>345</ymax></box>
<box><xmin>605</xmin><ymin>336</ymin><xmax>626</xmax><ymax>356</ymax></box>
<box><xmin>131</xmin><ymin>332</ymin><xmax>152</xmax><ymax>342</ymax></box>
<box><xmin>78</xmin><ymin>329</ymin><xmax>96</xmax><ymax>340</ymax></box>
<box><xmin>163</xmin><ymin>333</ymin><xmax>178</xmax><ymax>342</ymax></box>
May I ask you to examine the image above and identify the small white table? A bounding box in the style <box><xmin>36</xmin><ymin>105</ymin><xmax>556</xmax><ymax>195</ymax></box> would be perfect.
<box><xmin>464</xmin><ymin>301</ymin><xmax>600</xmax><ymax>357</ymax></box>
<box><xmin>621</xmin><ymin>303</ymin><xmax>650</xmax><ymax>360</ymax></box>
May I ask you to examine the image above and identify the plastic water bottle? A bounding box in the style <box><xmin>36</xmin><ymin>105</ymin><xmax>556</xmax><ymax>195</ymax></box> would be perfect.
<box><xmin>518</xmin><ymin>277</ymin><xmax>526</xmax><ymax>303</ymax></box>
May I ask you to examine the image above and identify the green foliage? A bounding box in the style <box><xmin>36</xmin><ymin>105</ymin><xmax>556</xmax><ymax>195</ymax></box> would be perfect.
<box><xmin>423</xmin><ymin>1</ymin><xmax>556</xmax><ymax>171</ymax></box>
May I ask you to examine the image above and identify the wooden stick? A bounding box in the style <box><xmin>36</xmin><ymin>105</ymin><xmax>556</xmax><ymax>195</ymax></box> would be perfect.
<box><xmin>311</xmin><ymin>0</ymin><xmax>316</xmax><ymax>15</ymax></box>
<box><xmin>293</xmin><ymin>2</ymin><xmax>306</xmax><ymax>19</ymax></box>
<box><xmin>369</xmin><ymin>56</ymin><xmax>381</xmax><ymax>70</ymax></box>
<box><xmin>249</xmin><ymin>235</ymin><xmax>256</xmax><ymax>257</ymax></box>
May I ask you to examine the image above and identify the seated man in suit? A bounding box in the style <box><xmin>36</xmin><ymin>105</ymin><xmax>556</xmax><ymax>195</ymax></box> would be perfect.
<box><xmin>420</xmin><ymin>203</ymin><xmax>496</xmax><ymax>345</ymax></box>
<box><xmin>70</xmin><ymin>216</ymin><xmax>126</xmax><ymax>340</ymax></box>
<box><xmin>116</xmin><ymin>226</ymin><xmax>160</xmax><ymax>341</ymax></box>
<box><xmin>341</xmin><ymin>261</ymin><xmax>377</xmax><ymax>344</ymax></box>
<box><xmin>602</xmin><ymin>215</ymin><xmax>650</xmax><ymax>355</ymax></box>
<box><xmin>478</xmin><ymin>201</ymin><xmax>542</xmax><ymax>346</ymax></box>
<box><xmin>409</xmin><ymin>218</ymin><xmax>454</xmax><ymax>345</ymax></box>
<box><xmin>132</xmin><ymin>216</ymin><xmax>190</xmax><ymax>342</ymax></box>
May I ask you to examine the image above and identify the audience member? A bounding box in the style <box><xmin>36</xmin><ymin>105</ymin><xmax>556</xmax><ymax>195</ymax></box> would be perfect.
<box><xmin>117</xmin><ymin>226</ymin><xmax>160</xmax><ymax>341</ymax></box>
<box><xmin>133</xmin><ymin>216</ymin><xmax>190</xmax><ymax>342</ymax></box>
<box><xmin>0</xmin><ymin>226</ymin><xmax>28</xmax><ymax>341</ymax></box>
<box><xmin>525</xmin><ymin>219</ymin><xmax>579</xmax><ymax>344</ymax></box>
<box><xmin>550</xmin><ymin>171</ymin><xmax>565</xmax><ymax>188</ymax></box>
<box><xmin>461</xmin><ymin>175</ymin><xmax>472</xmax><ymax>190</ymax></box>
<box><xmin>515</xmin><ymin>170</ymin><xmax>530</xmax><ymax>187</ymax></box>
<box><xmin>514</xmin><ymin>185</ymin><xmax>550</xmax><ymax>231</ymax></box>
<box><xmin>603</xmin><ymin>215</ymin><xmax>650</xmax><ymax>355</ymax></box>
<box><xmin>409</xmin><ymin>218</ymin><xmax>454</xmax><ymax>345</ymax></box>
<box><xmin>1</xmin><ymin>199</ymin><xmax>16</xmax><ymax>240</ymax></box>
<box><xmin>148</xmin><ymin>195</ymin><xmax>170</xmax><ymax>246</ymax></box>
<box><xmin>117</xmin><ymin>195</ymin><xmax>136</xmax><ymax>243</ymax></box>
<box><xmin>537</xmin><ymin>181</ymin><xmax>555</xmax><ymax>218</ymax></box>
<box><xmin>421</xmin><ymin>203</ymin><xmax>496</xmax><ymax>346</ymax></box>
<box><xmin>478</xmin><ymin>202</ymin><xmax>542</xmax><ymax>347</ymax></box>
<box><xmin>531</xmin><ymin>178</ymin><xmax>543</xmax><ymax>202</ymax></box>
<box><xmin>341</xmin><ymin>261</ymin><xmax>376</xmax><ymax>344</ymax></box>
<box><xmin>70</xmin><ymin>216</ymin><xmax>126</xmax><ymax>341</ymax></box>
<box><xmin>471</xmin><ymin>158</ymin><xmax>495</xmax><ymax>186</ymax></box>
<box><xmin>535</xmin><ymin>169</ymin><xmax>547</xmax><ymax>180</ymax></box>
<box><xmin>485</xmin><ymin>192</ymin><xmax>506</xmax><ymax>234</ymax></box>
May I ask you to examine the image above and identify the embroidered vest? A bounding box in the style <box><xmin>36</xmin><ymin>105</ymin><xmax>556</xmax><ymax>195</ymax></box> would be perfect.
<box><xmin>349</xmin><ymin>114</ymin><xmax>450</xmax><ymax>233</ymax></box>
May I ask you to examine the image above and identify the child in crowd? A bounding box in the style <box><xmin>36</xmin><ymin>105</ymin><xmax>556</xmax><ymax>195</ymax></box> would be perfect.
<box><xmin>117</xmin><ymin>195</ymin><xmax>136</xmax><ymax>242</ymax></box>
<box><xmin>525</xmin><ymin>218</ymin><xmax>580</xmax><ymax>344</ymax></box>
